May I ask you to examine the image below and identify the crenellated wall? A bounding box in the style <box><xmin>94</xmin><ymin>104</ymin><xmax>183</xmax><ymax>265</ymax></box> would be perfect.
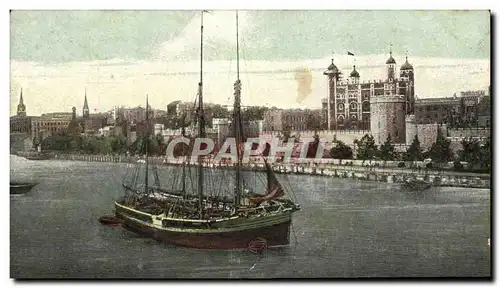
<box><xmin>448</xmin><ymin>128</ymin><xmax>490</xmax><ymax>138</ymax></box>
<box><xmin>260</xmin><ymin>130</ymin><xmax>371</xmax><ymax>145</ymax></box>
<box><xmin>415</xmin><ymin>123</ymin><xmax>448</xmax><ymax>151</ymax></box>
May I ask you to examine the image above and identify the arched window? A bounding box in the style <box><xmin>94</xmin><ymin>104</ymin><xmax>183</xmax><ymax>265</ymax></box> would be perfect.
<box><xmin>362</xmin><ymin>101</ymin><xmax>370</xmax><ymax>111</ymax></box>
<box><xmin>338</xmin><ymin>103</ymin><xmax>344</xmax><ymax>111</ymax></box>
<box><xmin>337</xmin><ymin>115</ymin><xmax>344</xmax><ymax>125</ymax></box>
<box><xmin>350</xmin><ymin>102</ymin><xmax>358</xmax><ymax>111</ymax></box>
<box><xmin>351</xmin><ymin>114</ymin><xmax>358</xmax><ymax>122</ymax></box>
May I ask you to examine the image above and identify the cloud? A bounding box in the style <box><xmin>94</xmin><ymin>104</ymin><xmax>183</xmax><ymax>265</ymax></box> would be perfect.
<box><xmin>10</xmin><ymin>55</ymin><xmax>490</xmax><ymax>117</ymax></box>
<box><xmin>156</xmin><ymin>11</ymin><xmax>255</xmax><ymax>61</ymax></box>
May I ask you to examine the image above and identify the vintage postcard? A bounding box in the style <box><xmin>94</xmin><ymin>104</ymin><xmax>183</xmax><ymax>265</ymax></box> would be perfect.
<box><xmin>9</xmin><ymin>9</ymin><xmax>491</xmax><ymax>279</ymax></box>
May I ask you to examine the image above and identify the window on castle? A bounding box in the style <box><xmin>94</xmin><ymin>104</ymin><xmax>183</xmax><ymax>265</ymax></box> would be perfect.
<box><xmin>337</xmin><ymin>116</ymin><xmax>344</xmax><ymax>125</ymax></box>
<box><xmin>362</xmin><ymin>102</ymin><xmax>370</xmax><ymax>111</ymax></box>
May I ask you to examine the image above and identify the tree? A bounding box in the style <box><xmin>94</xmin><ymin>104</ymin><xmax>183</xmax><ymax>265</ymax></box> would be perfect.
<box><xmin>109</xmin><ymin>136</ymin><xmax>128</xmax><ymax>155</ymax></box>
<box><xmin>459</xmin><ymin>137</ymin><xmax>482</xmax><ymax>169</ymax></box>
<box><xmin>41</xmin><ymin>130</ymin><xmax>72</xmax><ymax>152</ymax></box>
<box><xmin>428</xmin><ymin>126</ymin><xmax>453</xmax><ymax>166</ymax></box>
<box><xmin>379</xmin><ymin>134</ymin><xmax>396</xmax><ymax>162</ymax></box>
<box><xmin>241</xmin><ymin>106</ymin><xmax>268</xmax><ymax>121</ymax></box>
<box><xmin>154</xmin><ymin>133</ymin><xmax>167</xmax><ymax>156</ymax></box>
<box><xmin>329</xmin><ymin>136</ymin><xmax>353</xmax><ymax>164</ymax></box>
<box><xmin>404</xmin><ymin>135</ymin><xmax>423</xmax><ymax>161</ymax></box>
<box><xmin>306</xmin><ymin>113</ymin><xmax>322</xmax><ymax>131</ymax></box>
<box><xmin>355</xmin><ymin>134</ymin><xmax>378</xmax><ymax>163</ymax></box>
<box><xmin>479</xmin><ymin>136</ymin><xmax>491</xmax><ymax>171</ymax></box>
<box><xmin>281</xmin><ymin>125</ymin><xmax>292</xmax><ymax>143</ymax></box>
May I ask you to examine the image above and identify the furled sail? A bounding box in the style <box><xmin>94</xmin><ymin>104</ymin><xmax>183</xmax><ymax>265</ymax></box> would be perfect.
<box><xmin>248</xmin><ymin>159</ymin><xmax>285</xmax><ymax>204</ymax></box>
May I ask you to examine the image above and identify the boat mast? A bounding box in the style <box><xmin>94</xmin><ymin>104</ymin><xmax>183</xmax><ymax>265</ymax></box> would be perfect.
<box><xmin>181</xmin><ymin>114</ymin><xmax>187</xmax><ymax>198</ymax></box>
<box><xmin>234</xmin><ymin>10</ymin><xmax>242</xmax><ymax>208</ymax></box>
<box><xmin>144</xmin><ymin>94</ymin><xmax>149</xmax><ymax>196</ymax></box>
<box><xmin>197</xmin><ymin>10</ymin><xmax>206</xmax><ymax>218</ymax></box>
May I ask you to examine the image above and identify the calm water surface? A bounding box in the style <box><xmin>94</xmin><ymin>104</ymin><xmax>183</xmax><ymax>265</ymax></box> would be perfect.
<box><xmin>10</xmin><ymin>156</ymin><xmax>491</xmax><ymax>278</ymax></box>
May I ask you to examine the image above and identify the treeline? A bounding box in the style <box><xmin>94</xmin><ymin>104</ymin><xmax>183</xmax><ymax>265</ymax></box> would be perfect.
<box><xmin>164</xmin><ymin>104</ymin><xmax>270</xmax><ymax>130</ymax></box>
<box><xmin>38</xmin><ymin>131</ymin><xmax>172</xmax><ymax>156</ymax></box>
<box><xmin>325</xmin><ymin>128</ymin><xmax>491</xmax><ymax>173</ymax></box>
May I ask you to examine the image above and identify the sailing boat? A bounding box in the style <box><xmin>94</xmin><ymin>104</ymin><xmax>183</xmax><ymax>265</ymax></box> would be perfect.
<box><xmin>114</xmin><ymin>11</ymin><xmax>301</xmax><ymax>251</ymax></box>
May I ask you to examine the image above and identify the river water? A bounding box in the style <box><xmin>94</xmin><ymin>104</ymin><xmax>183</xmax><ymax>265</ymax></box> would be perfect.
<box><xmin>10</xmin><ymin>155</ymin><xmax>491</xmax><ymax>278</ymax></box>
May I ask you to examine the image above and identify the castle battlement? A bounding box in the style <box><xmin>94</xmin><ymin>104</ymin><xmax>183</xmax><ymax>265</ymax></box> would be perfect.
<box><xmin>405</xmin><ymin>114</ymin><xmax>416</xmax><ymax>122</ymax></box>
<box><xmin>369</xmin><ymin>95</ymin><xmax>406</xmax><ymax>103</ymax></box>
<box><xmin>338</xmin><ymin>77</ymin><xmax>411</xmax><ymax>86</ymax></box>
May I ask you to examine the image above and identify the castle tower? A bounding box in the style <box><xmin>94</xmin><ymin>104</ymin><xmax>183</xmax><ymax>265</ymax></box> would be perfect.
<box><xmin>83</xmin><ymin>87</ymin><xmax>89</xmax><ymax>119</ymax></box>
<box><xmin>386</xmin><ymin>45</ymin><xmax>396</xmax><ymax>82</ymax></box>
<box><xmin>349</xmin><ymin>65</ymin><xmax>360</xmax><ymax>84</ymax></box>
<box><xmin>17</xmin><ymin>88</ymin><xmax>26</xmax><ymax>117</ymax></box>
<box><xmin>400</xmin><ymin>52</ymin><xmax>415</xmax><ymax>114</ymax></box>
<box><xmin>370</xmin><ymin>95</ymin><xmax>406</xmax><ymax>145</ymax></box>
<box><xmin>323</xmin><ymin>58</ymin><xmax>342</xmax><ymax>130</ymax></box>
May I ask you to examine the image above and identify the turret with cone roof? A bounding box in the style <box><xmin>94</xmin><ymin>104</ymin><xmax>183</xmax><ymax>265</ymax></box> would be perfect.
<box><xmin>400</xmin><ymin>53</ymin><xmax>414</xmax><ymax>71</ymax></box>
<box><xmin>386</xmin><ymin>44</ymin><xmax>396</xmax><ymax>81</ymax></box>
<box><xmin>386</xmin><ymin>51</ymin><xmax>396</xmax><ymax>64</ymax></box>
<box><xmin>17</xmin><ymin>88</ymin><xmax>26</xmax><ymax>117</ymax></box>
<box><xmin>323</xmin><ymin>58</ymin><xmax>342</xmax><ymax>81</ymax></box>
<box><xmin>349</xmin><ymin>65</ymin><xmax>360</xmax><ymax>78</ymax></box>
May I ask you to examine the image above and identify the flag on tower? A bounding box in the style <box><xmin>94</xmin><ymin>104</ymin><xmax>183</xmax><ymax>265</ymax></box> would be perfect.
<box><xmin>347</xmin><ymin>51</ymin><xmax>354</xmax><ymax>56</ymax></box>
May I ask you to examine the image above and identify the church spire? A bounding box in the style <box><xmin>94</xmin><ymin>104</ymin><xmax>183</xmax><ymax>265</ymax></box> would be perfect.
<box><xmin>19</xmin><ymin>88</ymin><xmax>24</xmax><ymax>105</ymax></box>
<box><xmin>17</xmin><ymin>88</ymin><xmax>26</xmax><ymax>116</ymax></box>
<box><xmin>83</xmin><ymin>87</ymin><xmax>89</xmax><ymax>118</ymax></box>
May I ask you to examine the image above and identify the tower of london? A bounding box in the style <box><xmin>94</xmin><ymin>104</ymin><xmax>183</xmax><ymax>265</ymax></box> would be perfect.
<box><xmin>321</xmin><ymin>49</ymin><xmax>415</xmax><ymax>145</ymax></box>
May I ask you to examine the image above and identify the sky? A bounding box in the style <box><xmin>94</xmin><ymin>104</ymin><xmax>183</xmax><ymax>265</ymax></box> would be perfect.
<box><xmin>10</xmin><ymin>10</ymin><xmax>491</xmax><ymax>116</ymax></box>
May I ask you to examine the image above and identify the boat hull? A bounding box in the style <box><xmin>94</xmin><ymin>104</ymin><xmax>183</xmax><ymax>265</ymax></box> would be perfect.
<box><xmin>115</xmin><ymin>204</ymin><xmax>292</xmax><ymax>250</ymax></box>
<box><xmin>10</xmin><ymin>182</ymin><xmax>37</xmax><ymax>195</ymax></box>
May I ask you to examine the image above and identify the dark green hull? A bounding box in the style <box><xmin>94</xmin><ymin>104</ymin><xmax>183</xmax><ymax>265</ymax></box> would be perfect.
<box><xmin>115</xmin><ymin>202</ymin><xmax>294</xmax><ymax>250</ymax></box>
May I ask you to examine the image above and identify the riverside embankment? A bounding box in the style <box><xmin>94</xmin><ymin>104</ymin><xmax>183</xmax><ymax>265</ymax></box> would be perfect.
<box><xmin>43</xmin><ymin>153</ymin><xmax>490</xmax><ymax>189</ymax></box>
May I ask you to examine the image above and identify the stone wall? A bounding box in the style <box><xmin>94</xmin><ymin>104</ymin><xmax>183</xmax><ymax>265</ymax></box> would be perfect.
<box><xmin>260</xmin><ymin>129</ymin><xmax>370</xmax><ymax>145</ymax></box>
<box><xmin>448</xmin><ymin>128</ymin><xmax>490</xmax><ymax>138</ymax></box>
<box><xmin>415</xmin><ymin>123</ymin><xmax>447</xmax><ymax>151</ymax></box>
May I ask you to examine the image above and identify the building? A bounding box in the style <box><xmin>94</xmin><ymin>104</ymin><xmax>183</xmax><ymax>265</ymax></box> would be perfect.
<box><xmin>414</xmin><ymin>90</ymin><xmax>489</xmax><ymax>126</ymax></box>
<box><xmin>122</xmin><ymin>106</ymin><xmax>155</xmax><ymax>124</ymax></box>
<box><xmin>263</xmin><ymin>108</ymin><xmax>322</xmax><ymax>131</ymax></box>
<box><xmin>31</xmin><ymin>112</ymin><xmax>73</xmax><ymax>140</ymax></box>
<box><xmin>167</xmin><ymin>101</ymin><xmax>193</xmax><ymax>118</ymax></box>
<box><xmin>321</xmin><ymin>50</ymin><xmax>415</xmax><ymax>131</ymax></box>
<box><xmin>414</xmin><ymin>97</ymin><xmax>459</xmax><ymax>124</ymax></box>
<box><xmin>213</xmin><ymin>118</ymin><xmax>231</xmax><ymax>144</ymax></box>
<box><xmin>10</xmin><ymin>88</ymin><xmax>33</xmax><ymax>136</ymax></box>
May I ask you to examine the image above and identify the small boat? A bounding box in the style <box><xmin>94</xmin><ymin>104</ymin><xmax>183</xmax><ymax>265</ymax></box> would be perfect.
<box><xmin>10</xmin><ymin>182</ymin><xmax>38</xmax><ymax>195</ymax></box>
<box><xmin>98</xmin><ymin>215</ymin><xmax>124</xmax><ymax>226</ymax></box>
<box><xmin>401</xmin><ymin>178</ymin><xmax>432</xmax><ymax>191</ymax></box>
